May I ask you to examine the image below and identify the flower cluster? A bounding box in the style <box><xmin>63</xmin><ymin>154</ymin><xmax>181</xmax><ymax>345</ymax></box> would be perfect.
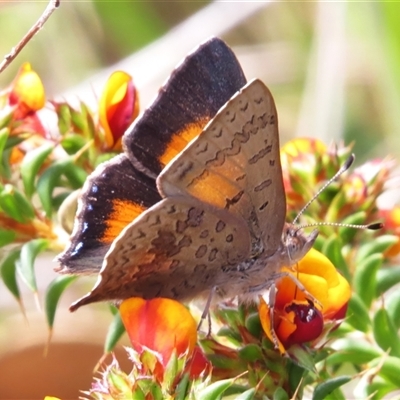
<box><xmin>0</xmin><ymin>64</ymin><xmax>140</xmax><ymax>317</ymax></box>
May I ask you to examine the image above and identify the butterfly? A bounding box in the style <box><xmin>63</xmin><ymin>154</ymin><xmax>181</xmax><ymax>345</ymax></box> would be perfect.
<box><xmin>56</xmin><ymin>37</ymin><xmax>317</xmax><ymax>312</ymax></box>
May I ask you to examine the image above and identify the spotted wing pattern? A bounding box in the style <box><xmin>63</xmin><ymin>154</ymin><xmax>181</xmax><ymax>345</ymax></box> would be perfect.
<box><xmin>70</xmin><ymin>197</ymin><xmax>251</xmax><ymax>310</ymax></box>
<box><xmin>159</xmin><ymin>79</ymin><xmax>285</xmax><ymax>257</ymax></box>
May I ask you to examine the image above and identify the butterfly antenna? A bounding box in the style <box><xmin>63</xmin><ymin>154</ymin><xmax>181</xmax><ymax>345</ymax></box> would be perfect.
<box><xmin>296</xmin><ymin>220</ymin><xmax>383</xmax><ymax>232</ymax></box>
<box><xmin>292</xmin><ymin>154</ymin><xmax>355</xmax><ymax>225</ymax></box>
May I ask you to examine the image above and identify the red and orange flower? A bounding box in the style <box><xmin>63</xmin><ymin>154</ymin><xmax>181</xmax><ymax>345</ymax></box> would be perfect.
<box><xmin>259</xmin><ymin>248</ymin><xmax>351</xmax><ymax>354</ymax></box>
<box><xmin>99</xmin><ymin>71</ymin><xmax>139</xmax><ymax>151</ymax></box>
<box><xmin>119</xmin><ymin>297</ymin><xmax>210</xmax><ymax>381</ymax></box>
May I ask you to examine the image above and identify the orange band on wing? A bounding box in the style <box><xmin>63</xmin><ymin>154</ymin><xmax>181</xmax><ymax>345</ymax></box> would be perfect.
<box><xmin>103</xmin><ymin>200</ymin><xmax>146</xmax><ymax>243</ymax></box>
<box><xmin>159</xmin><ymin>121</ymin><xmax>207</xmax><ymax>166</ymax></box>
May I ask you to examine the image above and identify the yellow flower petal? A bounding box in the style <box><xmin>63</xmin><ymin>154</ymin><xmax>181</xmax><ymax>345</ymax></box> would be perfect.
<box><xmin>11</xmin><ymin>62</ymin><xmax>45</xmax><ymax>112</ymax></box>
<box><xmin>281</xmin><ymin>138</ymin><xmax>327</xmax><ymax>158</ymax></box>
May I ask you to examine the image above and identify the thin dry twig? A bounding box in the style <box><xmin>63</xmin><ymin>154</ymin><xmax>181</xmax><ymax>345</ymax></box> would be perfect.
<box><xmin>0</xmin><ymin>0</ymin><xmax>60</xmax><ymax>74</ymax></box>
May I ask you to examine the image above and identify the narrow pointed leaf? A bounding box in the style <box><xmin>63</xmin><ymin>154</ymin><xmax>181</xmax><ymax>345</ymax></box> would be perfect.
<box><xmin>175</xmin><ymin>372</ymin><xmax>190</xmax><ymax>400</ymax></box>
<box><xmin>338</xmin><ymin>211</ymin><xmax>367</xmax><ymax>243</ymax></box>
<box><xmin>235</xmin><ymin>388</ymin><xmax>256</xmax><ymax>400</ymax></box>
<box><xmin>196</xmin><ymin>378</ymin><xmax>235</xmax><ymax>400</ymax></box>
<box><xmin>346</xmin><ymin>293</ymin><xmax>371</xmax><ymax>332</ymax></box>
<box><xmin>37</xmin><ymin>159</ymin><xmax>71</xmax><ymax>217</ymax></box>
<box><xmin>312</xmin><ymin>376</ymin><xmax>351</xmax><ymax>400</ymax></box>
<box><xmin>0</xmin><ymin>248</ymin><xmax>21</xmax><ymax>300</ymax></box>
<box><xmin>321</xmin><ymin>234</ymin><xmax>350</xmax><ymax>281</ymax></box>
<box><xmin>356</xmin><ymin>235</ymin><xmax>398</xmax><ymax>264</ymax></box>
<box><xmin>0</xmin><ymin>184</ymin><xmax>34</xmax><ymax>223</ymax></box>
<box><xmin>386</xmin><ymin>291</ymin><xmax>400</xmax><ymax>329</ymax></box>
<box><xmin>104</xmin><ymin>312</ymin><xmax>125</xmax><ymax>353</ymax></box>
<box><xmin>372</xmin><ymin>308</ymin><xmax>400</xmax><ymax>357</ymax></box>
<box><xmin>376</xmin><ymin>266</ymin><xmax>400</xmax><ymax>296</ymax></box>
<box><xmin>16</xmin><ymin>238</ymin><xmax>49</xmax><ymax>292</ymax></box>
<box><xmin>0</xmin><ymin>229</ymin><xmax>16</xmax><ymax>247</ymax></box>
<box><xmin>20</xmin><ymin>143</ymin><xmax>54</xmax><ymax>198</ymax></box>
<box><xmin>0</xmin><ymin>127</ymin><xmax>9</xmax><ymax>156</ymax></box>
<box><xmin>62</xmin><ymin>162</ymin><xmax>87</xmax><ymax>189</ymax></box>
<box><xmin>45</xmin><ymin>275</ymin><xmax>77</xmax><ymax>328</ymax></box>
<box><xmin>326</xmin><ymin>338</ymin><xmax>381</xmax><ymax>366</ymax></box>
<box><xmin>353</xmin><ymin>253</ymin><xmax>383</xmax><ymax>308</ymax></box>
<box><xmin>370</xmin><ymin>356</ymin><xmax>400</xmax><ymax>387</ymax></box>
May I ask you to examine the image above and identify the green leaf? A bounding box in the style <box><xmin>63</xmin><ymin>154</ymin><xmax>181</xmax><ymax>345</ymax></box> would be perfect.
<box><xmin>61</xmin><ymin>134</ymin><xmax>87</xmax><ymax>155</ymax></box>
<box><xmin>312</xmin><ymin>376</ymin><xmax>351</xmax><ymax>400</ymax></box>
<box><xmin>338</xmin><ymin>211</ymin><xmax>367</xmax><ymax>243</ymax></box>
<box><xmin>356</xmin><ymin>235</ymin><xmax>399</xmax><ymax>264</ymax></box>
<box><xmin>321</xmin><ymin>234</ymin><xmax>350</xmax><ymax>281</ymax></box>
<box><xmin>376</xmin><ymin>265</ymin><xmax>400</xmax><ymax>296</ymax></box>
<box><xmin>287</xmin><ymin>344</ymin><xmax>316</xmax><ymax>373</ymax></box>
<box><xmin>0</xmin><ymin>248</ymin><xmax>21</xmax><ymax>300</ymax></box>
<box><xmin>353</xmin><ymin>253</ymin><xmax>383</xmax><ymax>308</ymax></box>
<box><xmin>0</xmin><ymin>127</ymin><xmax>9</xmax><ymax>157</ymax></box>
<box><xmin>45</xmin><ymin>275</ymin><xmax>77</xmax><ymax>328</ymax></box>
<box><xmin>0</xmin><ymin>228</ymin><xmax>16</xmax><ymax>248</ymax></box>
<box><xmin>346</xmin><ymin>293</ymin><xmax>371</xmax><ymax>332</ymax></box>
<box><xmin>386</xmin><ymin>290</ymin><xmax>400</xmax><ymax>329</ymax></box>
<box><xmin>20</xmin><ymin>143</ymin><xmax>54</xmax><ymax>198</ymax></box>
<box><xmin>372</xmin><ymin>307</ymin><xmax>400</xmax><ymax>357</ymax></box>
<box><xmin>326</xmin><ymin>338</ymin><xmax>381</xmax><ymax>366</ymax></box>
<box><xmin>370</xmin><ymin>356</ymin><xmax>400</xmax><ymax>387</ymax></box>
<box><xmin>16</xmin><ymin>238</ymin><xmax>49</xmax><ymax>292</ymax></box>
<box><xmin>238</xmin><ymin>344</ymin><xmax>263</xmax><ymax>362</ymax></box>
<box><xmin>196</xmin><ymin>378</ymin><xmax>235</xmax><ymax>400</ymax></box>
<box><xmin>235</xmin><ymin>388</ymin><xmax>256</xmax><ymax>400</ymax></box>
<box><xmin>175</xmin><ymin>372</ymin><xmax>190</xmax><ymax>400</ymax></box>
<box><xmin>365</xmin><ymin>381</ymin><xmax>398</xmax><ymax>400</ymax></box>
<box><xmin>0</xmin><ymin>184</ymin><xmax>35</xmax><ymax>223</ymax></box>
<box><xmin>57</xmin><ymin>103</ymin><xmax>72</xmax><ymax>134</ymax></box>
<box><xmin>273</xmin><ymin>387</ymin><xmax>289</xmax><ymax>400</ymax></box>
<box><xmin>104</xmin><ymin>312</ymin><xmax>126</xmax><ymax>354</ymax></box>
<box><xmin>63</xmin><ymin>162</ymin><xmax>87</xmax><ymax>189</ymax></box>
<box><xmin>37</xmin><ymin>159</ymin><xmax>78</xmax><ymax>217</ymax></box>
<box><xmin>245</xmin><ymin>312</ymin><xmax>263</xmax><ymax>338</ymax></box>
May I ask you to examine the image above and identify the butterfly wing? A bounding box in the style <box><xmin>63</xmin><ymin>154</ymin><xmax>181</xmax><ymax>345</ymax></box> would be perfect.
<box><xmin>56</xmin><ymin>155</ymin><xmax>161</xmax><ymax>274</ymax></box>
<box><xmin>70</xmin><ymin>196</ymin><xmax>251</xmax><ymax>311</ymax></box>
<box><xmin>159</xmin><ymin>79</ymin><xmax>286</xmax><ymax>257</ymax></box>
<box><xmin>123</xmin><ymin>37</ymin><xmax>246</xmax><ymax>179</ymax></box>
<box><xmin>57</xmin><ymin>37</ymin><xmax>246</xmax><ymax>275</ymax></box>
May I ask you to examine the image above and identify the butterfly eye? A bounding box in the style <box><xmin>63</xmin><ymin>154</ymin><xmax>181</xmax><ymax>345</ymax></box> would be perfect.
<box><xmin>286</xmin><ymin>236</ymin><xmax>300</xmax><ymax>262</ymax></box>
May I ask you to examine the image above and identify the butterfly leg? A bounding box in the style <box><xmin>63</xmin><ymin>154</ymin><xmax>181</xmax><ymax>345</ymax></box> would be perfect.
<box><xmin>267</xmin><ymin>283</ymin><xmax>282</xmax><ymax>351</ymax></box>
<box><xmin>273</xmin><ymin>270</ymin><xmax>322</xmax><ymax>309</ymax></box>
<box><xmin>197</xmin><ymin>286</ymin><xmax>217</xmax><ymax>336</ymax></box>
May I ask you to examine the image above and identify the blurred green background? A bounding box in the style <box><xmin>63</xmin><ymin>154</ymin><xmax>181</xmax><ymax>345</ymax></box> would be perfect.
<box><xmin>0</xmin><ymin>1</ymin><xmax>399</xmax><ymax>399</ymax></box>
<box><xmin>0</xmin><ymin>1</ymin><xmax>399</xmax><ymax>161</ymax></box>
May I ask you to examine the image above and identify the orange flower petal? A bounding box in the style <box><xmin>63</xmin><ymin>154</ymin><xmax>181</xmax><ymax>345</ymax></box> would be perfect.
<box><xmin>258</xmin><ymin>296</ymin><xmax>286</xmax><ymax>354</ymax></box>
<box><xmin>120</xmin><ymin>297</ymin><xmax>197</xmax><ymax>367</ymax></box>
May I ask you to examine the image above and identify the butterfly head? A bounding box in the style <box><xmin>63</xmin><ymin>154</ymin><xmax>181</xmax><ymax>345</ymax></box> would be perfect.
<box><xmin>283</xmin><ymin>225</ymin><xmax>319</xmax><ymax>265</ymax></box>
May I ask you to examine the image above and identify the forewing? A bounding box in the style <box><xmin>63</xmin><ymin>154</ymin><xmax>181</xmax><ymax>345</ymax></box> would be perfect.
<box><xmin>123</xmin><ymin>37</ymin><xmax>246</xmax><ymax>179</ymax></box>
<box><xmin>158</xmin><ymin>79</ymin><xmax>286</xmax><ymax>256</ymax></box>
<box><xmin>70</xmin><ymin>197</ymin><xmax>251</xmax><ymax>311</ymax></box>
